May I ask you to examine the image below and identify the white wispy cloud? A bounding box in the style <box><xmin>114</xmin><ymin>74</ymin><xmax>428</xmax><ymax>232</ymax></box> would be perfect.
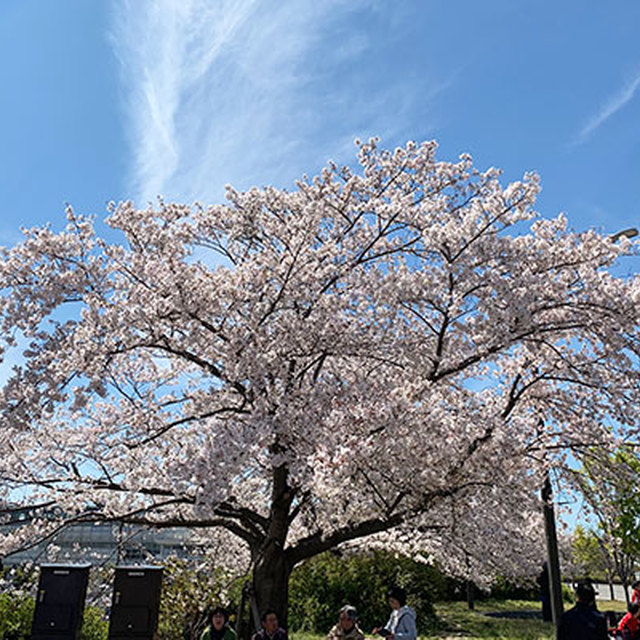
<box><xmin>576</xmin><ymin>69</ymin><xmax>640</xmax><ymax>145</ymax></box>
<box><xmin>109</xmin><ymin>0</ymin><xmax>360</xmax><ymax>204</ymax></box>
<box><xmin>109</xmin><ymin>1</ymin><xmax>445</xmax><ymax>205</ymax></box>
<box><xmin>110</xmin><ymin>0</ymin><xmax>261</xmax><ymax>203</ymax></box>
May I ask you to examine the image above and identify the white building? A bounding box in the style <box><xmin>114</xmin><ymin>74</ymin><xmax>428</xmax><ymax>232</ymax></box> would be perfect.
<box><xmin>1</xmin><ymin>507</ymin><xmax>205</xmax><ymax>566</ymax></box>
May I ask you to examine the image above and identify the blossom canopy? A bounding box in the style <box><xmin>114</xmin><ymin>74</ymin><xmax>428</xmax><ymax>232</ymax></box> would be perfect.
<box><xmin>1</xmin><ymin>139</ymin><xmax>639</xmax><ymax>615</ymax></box>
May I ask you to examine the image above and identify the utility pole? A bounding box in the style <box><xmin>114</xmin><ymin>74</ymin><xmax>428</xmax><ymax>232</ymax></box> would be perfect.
<box><xmin>542</xmin><ymin>471</ymin><xmax>563</xmax><ymax>638</ymax></box>
<box><xmin>465</xmin><ymin>552</ymin><xmax>475</xmax><ymax>610</ymax></box>
<box><xmin>537</xmin><ymin>227</ymin><xmax>639</xmax><ymax>637</ymax></box>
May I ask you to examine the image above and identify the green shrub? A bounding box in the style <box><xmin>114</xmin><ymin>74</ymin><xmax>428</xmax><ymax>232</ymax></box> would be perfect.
<box><xmin>0</xmin><ymin>591</ymin><xmax>35</xmax><ymax>639</ymax></box>
<box><xmin>562</xmin><ymin>583</ymin><xmax>575</xmax><ymax>603</ymax></box>
<box><xmin>288</xmin><ymin>550</ymin><xmax>442</xmax><ymax>634</ymax></box>
<box><xmin>0</xmin><ymin>592</ymin><xmax>109</xmax><ymax>640</ymax></box>
<box><xmin>486</xmin><ymin>575</ymin><xmax>539</xmax><ymax>601</ymax></box>
<box><xmin>80</xmin><ymin>605</ymin><xmax>109</xmax><ymax>640</ymax></box>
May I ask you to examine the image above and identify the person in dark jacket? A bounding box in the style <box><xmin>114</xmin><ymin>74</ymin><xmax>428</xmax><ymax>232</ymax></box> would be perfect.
<box><xmin>538</xmin><ymin>563</ymin><xmax>552</xmax><ymax>622</ymax></box>
<box><xmin>251</xmin><ymin>610</ymin><xmax>287</xmax><ymax>640</ymax></box>
<box><xmin>558</xmin><ymin>581</ymin><xmax>607</xmax><ymax>640</ymax></box>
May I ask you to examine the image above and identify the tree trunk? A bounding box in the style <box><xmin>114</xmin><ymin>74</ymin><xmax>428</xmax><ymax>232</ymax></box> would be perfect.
<box><xmin>250</xmin><ymin>461</ymin><xmax>295</xmax><ymax>630</ymax></box>
<box><xmin>252</xmin><ymin>540</ymin><xmax>292</xmax><ymax>630</ymax></box>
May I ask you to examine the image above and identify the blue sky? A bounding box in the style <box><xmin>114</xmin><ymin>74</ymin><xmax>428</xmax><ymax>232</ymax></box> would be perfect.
<box><xmin>0</xmin><ymin>1</ymin><xmax>638</xmax><ymax>529</ymax></box>
<box><xmin>1</xmin><ymin>0</ymin><xmax>639</xmax><ymax>247</ymax></box>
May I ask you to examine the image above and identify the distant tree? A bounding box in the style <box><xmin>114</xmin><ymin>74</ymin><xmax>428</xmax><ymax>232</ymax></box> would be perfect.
<box><xmin>569</xmin><ymin>525</ymin><xmax>616</xmax><ymax>598</ymax></box>
<box><xmin>1</xmin><ymin>139</ymin><xmax>639</xmax><ymax>621</ymax></box>
<box><xmin>571</xmin><ymin>449</ymin><xmax>640</xmax><ymax>603</ymax></box>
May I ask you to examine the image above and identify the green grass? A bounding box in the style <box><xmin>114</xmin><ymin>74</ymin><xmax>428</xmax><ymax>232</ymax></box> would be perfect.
<box><xmin>422</xmin><ymin>599</ymin><xmax>553</xmax><ymax>639</ymax></box>
<box><xmin>290</xmin><ymin>598</ymin><xmax>627</xmax><ymax>640</ymax></box>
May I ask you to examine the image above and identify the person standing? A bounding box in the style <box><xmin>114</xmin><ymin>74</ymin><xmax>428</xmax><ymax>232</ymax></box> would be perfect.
<box><xmin>558</xmin><ymin>582</ymin><xmax>607</xmax><ymax>640</ymax></box>
<box><xmin>372</xmin><ymin>587</ymin><xmax>417</xmax><ymax>640</ymax></box>
<box><xmin>326</xmin><ymin>605</ymin><xmax>365</xmax><ymax>640</ymax></box>
<box><xmin>538</xmin><ymin>563</ymin><xmax>552</xmax><ymax>622</ymax></box>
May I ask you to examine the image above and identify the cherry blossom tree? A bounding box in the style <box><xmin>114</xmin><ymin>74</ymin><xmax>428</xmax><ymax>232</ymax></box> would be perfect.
<box><xmin>1</xmin><ymin>139</ymin><xmax>639</xmax><ymax>621</ymax></box>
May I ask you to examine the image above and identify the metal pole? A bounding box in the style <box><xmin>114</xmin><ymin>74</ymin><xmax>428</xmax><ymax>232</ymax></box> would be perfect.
<box><xmin>466</xmin><ymin>580</ymin><xmax>475</xmax><ymax>611</ymax></box>
<box><xmin>465</xmin><ymin>553</ymin><xmax>475</xmax><ymax>610</ymax></box>
<box><xmin>542</xmin><ymin>471</ymin><xmax>563</xmax><ymax>638</ymax></box>
<box><xmin>236</xmin><ymin>582</ymin><xmax>249</xmax><ymax>640</ymax></box>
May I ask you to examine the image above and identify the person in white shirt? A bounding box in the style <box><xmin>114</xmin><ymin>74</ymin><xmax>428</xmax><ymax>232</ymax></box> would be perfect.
<box><xmin>372</xmin><ymin>587</ymin><xmax>416</xmax><ymax>640</ymax></box>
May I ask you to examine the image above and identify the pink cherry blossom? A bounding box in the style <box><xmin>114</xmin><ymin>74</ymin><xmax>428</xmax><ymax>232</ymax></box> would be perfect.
<box><xmin>1</xmin><ymin>139</ymin><xmax>638</xmax><ymax>617</ymax></box>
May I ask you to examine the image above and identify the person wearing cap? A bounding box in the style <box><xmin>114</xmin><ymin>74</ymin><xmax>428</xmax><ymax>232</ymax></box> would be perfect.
<box><xmin>558</xmin><ymin>581</ymin><xmax>607</xmax><ymax>640</ymax></box>
<box><xmin>326</xmin><ymin>605</ymin><xmax>365</xmax><ymax>640</ymax></box>
<box><xmin>372</xmin><ymin>587</ymin><xmax>417</xmax><ymax>640</ymax></box>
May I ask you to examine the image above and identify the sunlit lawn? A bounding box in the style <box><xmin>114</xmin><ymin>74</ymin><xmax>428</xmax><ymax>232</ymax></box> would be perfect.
<box><xmin>423</xmin><ymin>599</ymin><xmax>553</xmax><ymax>639</ymax></box>
<box><xmin>290</xmin><ymin>598</ymin><xmax>627</xmax><ymax>640</ymax></box>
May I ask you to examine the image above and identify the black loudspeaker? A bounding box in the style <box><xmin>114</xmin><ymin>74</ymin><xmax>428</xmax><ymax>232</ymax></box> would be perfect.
<box><xmin>31</xmin><ymin>564</ymin><xmax>91</xmax><ymax>640</ymax></box>
<box><xmin>108</xmin><ymin>565</ymin><xmax>163</xmax><ymax>639</ymax></box>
